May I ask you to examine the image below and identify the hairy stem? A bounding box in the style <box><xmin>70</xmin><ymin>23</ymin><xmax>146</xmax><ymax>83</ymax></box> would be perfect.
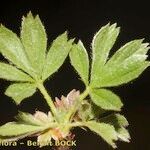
<box><xmin>79</xmin><ymin>87</ymin><xmax>90</xmax><ymax>102</ymax></box>
<box><xmin>37</xmin><ymin>83</ymin><xmax>57</xmax><ymax>117</ymax></box>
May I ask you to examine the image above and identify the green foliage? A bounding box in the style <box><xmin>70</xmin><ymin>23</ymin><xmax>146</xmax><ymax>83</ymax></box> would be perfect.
<box><xmin>0</xmin><ymin>62</ymin><xmax>33</xmax><ymax>82</ymax></box>
<box><xmin>21</xmin><ymin>12</ymin><xmax>47</xmax><ymax>76</ymax></box>
<box><xmin>91</xmin><ymin>23</ymin><xmax>120</xmax><ymax>83</ymax></box>
<box><xmin>42</xmin><ymin>32</ymin><xmax>73</xmax><ymax>80</ymax></box>
<box><xmin>101</xmin><ymin>114</ymin><xmax>130</xmax><ymax>142</ymax></box>
<box><xmin>16</xmin><ymin>111</ymin><xmax>44</xmax><ymax>126</ymax></box>
<box><xmin>0</xmin><ymin>12</ymin><xmax>149</xmax><ymax>149</ymax></box>
<box><xmin>0</xmin><ymin>111</ymin><xmax>55</xmax><ymax>143</ymax></box>
<box><xmin>37</xmin><ymin>131</ymin><xmax>52</xmax><ymax>147</ymax></box>
<box><xmin>0</xmin><ymin>122</ymin><xmax>44</xmax><ymax>136</ymax></box>
<box><xmin>5</xmin><ymin>83</ymin><xmax>36</xmax><ymax>104</ymax></box>
<box><xmin>86</xmin><ymin>121</ymin><xmax>118</xmax><ymax>148</ymax></box>
<box><xmin>92</xmin><ymin>40</ymin><xmax>149</xmax><ymax>87</ymax></box>
<box><xmin>0</xmin><ymin>13</ymin><xmax>72</xmax><ymax>104</ymax></box>
<box><xmin>69</xmin><ymin>40</ymin><xmax>89</xmax><ymax>85</ymax></box>
<box><xmin>77</xmin><ymin>100</ymin><xmax>95</xmax><ymax>121</ymax></box>
<box><xmin>0</xmin><ymin>25</ymin><xmax>32</xmax><ymax>74</ymax></box>
<box><xmin>89</xmin><ymin>88</ymin><xmax>123</xmax><ymax>111</ymax></box>
<box><xmin>70</xmin><ymin>23</ymin><xmax>149</xmax><ymax>112</ymax></box>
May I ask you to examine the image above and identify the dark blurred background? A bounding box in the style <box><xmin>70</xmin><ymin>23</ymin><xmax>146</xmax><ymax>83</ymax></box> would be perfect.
<box><xmin>0</xmin><ymin>0</ymin><xmax>150</xmax><ymax>150</ymax></box>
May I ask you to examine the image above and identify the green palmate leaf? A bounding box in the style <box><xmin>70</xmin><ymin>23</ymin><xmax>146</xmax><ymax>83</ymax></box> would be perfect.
<box><xmin>101</xmin><ymin>114</ymin><xmax>130</xmax><ymax>142</ymax></box>
<box><xmin>0</xmin><ymin>62</ymin><xmax>33</xmax><ymax>82</ymax></box>
<box><xmin>89</xmin><ymin>88</ymin><xmax>123</xmax><ymax>111</ymax></box>
<box><xmin>0</xmin><ymin>122</ymin><xmax>44</xmax><ymax>137</ymax></box>
<box><xmin>91</xmin><ymin>23</ymin><xmax>120</xmax><ymax>84</ymax></box>
<box><xmin>42</xmin><ymin>32</ymin><xmax>73</xmax><ymax>80</ymax></box>
<box><xmin>86</xmin><ymin>121</ymin><xmax>118</xmax><ymax>148</ymax></box>
<box><xmin>5</xmin><ymin>83</ymin><xmax>36</xmax><ymax>104</ymax></box>
<box><xmin>0</xmin><ymin>25</ymin><xmax>33</xmax><ymax>74</ymax></box>
<box><xmin>91</xmin><ymin>38</ymin><xmax>150</xmax><ymax>88</ymax></box>
<box><xmin>21</xmin><ymin>12</ymin><xmax>47</xmax><ymax>75</ymax></box>
<box><xmin>69</xmin><ymin>40</ymin><xmax>89</xmax><ymax>85</ymax></box>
